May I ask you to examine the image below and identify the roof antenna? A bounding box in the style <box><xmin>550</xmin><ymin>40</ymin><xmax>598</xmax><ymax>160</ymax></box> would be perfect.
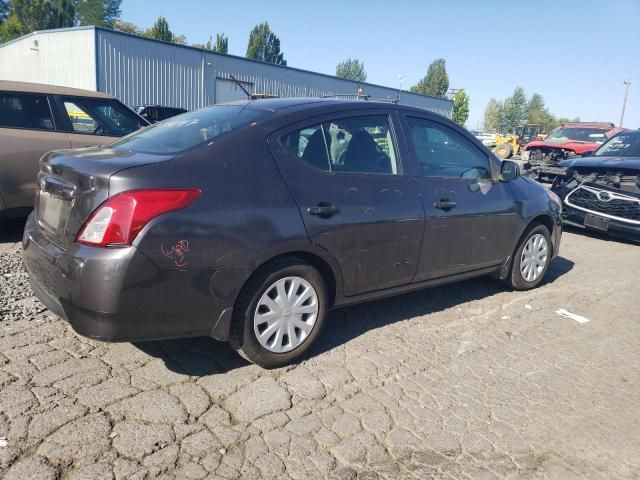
<box><xmin>229</xmin><ymin>74</ymin><xmax>251</xmax><ymax>99</ymax></box>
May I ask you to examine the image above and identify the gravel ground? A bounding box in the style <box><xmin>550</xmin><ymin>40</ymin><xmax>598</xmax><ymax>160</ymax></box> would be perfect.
<box><xmin>0</xmin><ymin>218</ymin><xmax>639</xmax><ymax>480</ymax></box>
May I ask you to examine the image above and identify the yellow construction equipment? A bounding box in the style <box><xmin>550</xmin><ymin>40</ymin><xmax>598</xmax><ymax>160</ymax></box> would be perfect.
<box><xmin>492</xmin><ymin>124</ymin><xmax>543</xmax><ymax>159</ymax></box>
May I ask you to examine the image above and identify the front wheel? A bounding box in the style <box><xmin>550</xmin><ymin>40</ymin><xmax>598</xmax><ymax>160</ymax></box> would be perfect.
<box><xmin>505</xmin><ymin>225</ymin><xmax>552</xmax><ymax>290</ymax></box>
<box><xmin>230</xmin><ymin>258</ymin><xmax>327</xmax><ymax>368</ymax></box>
<box><xmin>495</xmin><ymin>143</ymin><xmax>512</xmax><ymax>159</ymax></box>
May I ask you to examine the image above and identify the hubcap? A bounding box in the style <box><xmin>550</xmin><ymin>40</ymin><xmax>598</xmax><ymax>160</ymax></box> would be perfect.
<box><xmin>254</xmin><ymin>276</ymin><xmax>319</xmax><ymax>353</ymax></box>
<box><xmin>520</xmin><ymin>233</ymin><xmax>548</xmax><ymax>282</ymax></box>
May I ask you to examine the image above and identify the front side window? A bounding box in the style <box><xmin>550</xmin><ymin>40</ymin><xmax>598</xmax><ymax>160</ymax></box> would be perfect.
<box><xmin>110</xmin><ymin>105</ymin><xmax>267</xmax><ymax>154</ymax></box>
<box><xmin>281</xmin><ymin>115</ymin><xmax>399</xmax><ymax>175</ymax></box>
<box><xmin>0</xmin><ymin>92</ymin><xmax>54</xmax><ymax>130</ymax></box>
<box><xmin>594</xmin><ymin>133</ymin><xmax>640</xmax><ymax>157</ymax></box>
<box><xmin>61</xmin><ymin>97</ymin><xmax>146</xmax><ymax>137</ymax></box>
<box><xmin>406</xmin><ymin>117</ymin><xmax>492</xmax><ymax>179</ymax></box>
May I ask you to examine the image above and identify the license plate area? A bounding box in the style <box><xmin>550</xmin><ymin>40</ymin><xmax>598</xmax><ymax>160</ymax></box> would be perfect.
<box><xmin>38</xmin><ymin>191</ymin><xmax>70</xmax><ymax>235</ymax></box>
<box><xmin>584</xmin><ymin>213</ymin><xmax>609</xmax><ymax>231</ymax></box>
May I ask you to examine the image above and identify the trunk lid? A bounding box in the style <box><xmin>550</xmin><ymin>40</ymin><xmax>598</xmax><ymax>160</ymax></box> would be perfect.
<box><xmin>36</xmin><ymin>146</ymin><xmax>173</xmax><ymax>248</ymax></box>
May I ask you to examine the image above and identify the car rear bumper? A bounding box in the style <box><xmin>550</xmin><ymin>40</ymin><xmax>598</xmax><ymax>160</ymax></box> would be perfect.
<box><xmin>561</xmin><ymin>204</ymin><xmax>640</xmax><ymax>241</ymax></box>
<box><xmin>22</xmin><ymin>213</ymin><xmax>241</xmax><ymax>342</ymax></box>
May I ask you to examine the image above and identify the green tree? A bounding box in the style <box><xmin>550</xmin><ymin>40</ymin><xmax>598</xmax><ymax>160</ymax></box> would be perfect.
<box><xmin>526</xmin><ymin>93</ymin><xmax>558</xmax><ymax>133</ymax></box>
<box><xmin>213</xmin><ymin>33</ymin><xmax>228</xmax><ymax>53</ymax></box>
<box><xmin>113</xmin><ymin>19</ymin><xmax>142</xmax><ymax>35</ymax></box>
<box><xmin>246</xmin><ymin>22</ymin><xmax>286</xmax><ymax>65</ymax></box>
<box><xmin>74</xmin><ymin>0</ymin><xmax>121</xmax><ymax>27</ymax></box>
<box><xmin>146</xmin><ymin>15</ymin><xmax>172</xmax><ymax>42</ymax></box>
<box><xmin>483</xmin><ymin>97</ymin><xmax>502</xmax><ymax>132</ymax></box>
<box><xmin>499</xmin><ymin>86</ymin><xmax>527</xmax><ymax>133</ymax></box>
<box><xmin>1</xmin><ymin>0</ymin><xmax>75</xmax><ymax>43</ymax></box>
<box><xmin>335</xmin><ymin>58</ymin><xmax>367</xmax><ymax>82</ymax></box>
<box><xmin>410</xmin><ymin>58</ymin><xmax>449</xmax><ymax>97</ymax></box>
<box><xmin>452</xmin><ymin>89</ymin><xmax>470</xmax><ymax>126</ymax></box>
<box><xmin>194</xmin><ymin>33</ymin><xmax>228</xmax><ymax>53</ymax></box>
<box><xmin>526</xmin><ymin>93</ymin><xmax>545</xmax><ymax>122</ymax></box>
<box><xmin>172</xmin><ymin>33</ymin><xmax>186</xmax><ymax>44</ymax></box>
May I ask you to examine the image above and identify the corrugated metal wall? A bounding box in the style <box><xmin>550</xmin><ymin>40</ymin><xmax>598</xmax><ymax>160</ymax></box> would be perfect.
<box><xmin>96</xmin><ymin>29</ymin><xmax>452</xmax><ymax>116</ymax></box>
<box><xmin>97</xmin><ymin>29</ymin><xmax>206</xmax><ymax>110</ymax></box>
<box><xmin>0</xmin><ymin>28</ymin><xmax>96</xmax><ymax>90</ymax></box>
<box><xmin>0</xmin><ymin>27</ymin><xmax>452</xmax><ymax>117</ymax></box>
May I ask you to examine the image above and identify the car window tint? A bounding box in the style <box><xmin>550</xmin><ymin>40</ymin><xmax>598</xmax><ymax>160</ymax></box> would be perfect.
<box><xmin>61</xmin><ymin>97</ymin><xmax>145</xmax><ymax>136</ymax></box>
<box><xmin>324</xmin><ymin>116</ymin><xmax>398</xmax><ymax>174</ymax></box>
<box><xmin>64</xmin><ymin>102</ymin><xmax>98</xmax><ymax>133</ymax></box>
<box><xmin>407</xmin><ymin>117</ymin><xmax>492</xmax><ymax>179</ymax></box>
<box><xmin>282</xmin><ymin>116</ymin><xmax>399</xmax><ymax>175</ymax></box>
<box><xmin>0</xmin><ymin>92</ymin><xmax>54</xmax><ymax>130</ymax></box>
<box><xmin>594</xmin><ymin>132</ymin><xmax>640</xmax><ymax>157</ymax></box>
<box><xmin>110</xmin><ymin>105</ymin><xmax>266</xmax><ymax>154</ymax></box>
<box><xmin>281</xmin><ymin>125</ymin><xmax>331</xmax><ymax>171</ymax></box>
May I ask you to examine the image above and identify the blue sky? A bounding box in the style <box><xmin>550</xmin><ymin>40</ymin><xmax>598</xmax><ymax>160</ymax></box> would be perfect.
<box><xmin>121</xmin><ymin>0</ymin><xmax>640</xmax><ymax>129</ymax></box>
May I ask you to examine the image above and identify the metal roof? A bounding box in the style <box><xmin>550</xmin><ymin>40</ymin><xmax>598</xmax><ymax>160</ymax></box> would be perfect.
<box><xmin>0</xmin><ymin>25</ymin><xmax>447</xmax><ymax>105</ymax></box>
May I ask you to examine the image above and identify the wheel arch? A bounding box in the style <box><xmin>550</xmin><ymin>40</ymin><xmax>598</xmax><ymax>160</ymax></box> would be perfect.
<box><xmin>242</xmin><ymin>250</ymin><xmax>341</xmax><ymax>309</ymax></box>
<box><xmin>495</xmin><ymin>213</ymin><xmax>557</xmax><ymax>281</ymax></box>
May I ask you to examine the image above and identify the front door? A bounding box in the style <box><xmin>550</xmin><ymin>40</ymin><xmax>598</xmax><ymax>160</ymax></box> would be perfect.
<box><xmin>269</xmin><ymin>111</ymin><xmax>424</xmax><ymax>296</ymax></box>
<box><xmin>401</xmin><ymin>115</ymin><xmax>519</xmax><ymax>281</ymax></box>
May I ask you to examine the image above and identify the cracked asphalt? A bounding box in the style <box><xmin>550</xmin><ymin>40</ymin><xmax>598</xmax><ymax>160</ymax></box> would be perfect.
<box><xmin>1</xmin><ymin>218</ymin><xmax>639</xmax><ymax>480</ymax></box>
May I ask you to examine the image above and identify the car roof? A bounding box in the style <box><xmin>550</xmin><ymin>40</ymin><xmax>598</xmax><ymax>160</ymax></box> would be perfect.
<box><xmin>560</xmin><ymin>122</ymin><xmax>615</xmax><ymax>129</ymax></box>
<box><xmin>221</xmin><ymin>97</ymin><xmax>405</xmax><ymax>112</ymax></box>
<box><xmin>0</xmin><ymin>80</ymin><xmax>114</xmax><ymax>98</ymax></box>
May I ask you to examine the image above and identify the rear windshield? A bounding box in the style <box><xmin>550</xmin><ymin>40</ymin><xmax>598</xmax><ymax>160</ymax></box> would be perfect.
<box><xmin>595</xmin><ymin>133</ymin><xmax>640</xmax><ymax>157</ymax></box>
<box><xmin>110</xmin><ymin>105</ymin><xmax>266</xmax><ymax>154</ymax></box>
<box><xmin>545</xmin><ymin>127</ymin><xmax>609</xmax><ymax>143</ymax></box>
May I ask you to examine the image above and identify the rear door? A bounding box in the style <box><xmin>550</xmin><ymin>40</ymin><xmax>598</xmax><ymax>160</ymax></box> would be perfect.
<box><xmin>0</xmin><ymin>91</ymin><xmax>71</xmax><ymax>211</ymax></box>
<box><xmin>269</xmin><ymin>110</ymin><xmax>425</xmax><ymax>296</ymax></box>
<box><xmin>401</xmin><ymin>114</ymin><xmax>518</xmax><ymax>281</ymax></box>
<box><xmin>54</xmin><ymin>96</ymin><xmax>147</xmax><ymax>148</ymax></box>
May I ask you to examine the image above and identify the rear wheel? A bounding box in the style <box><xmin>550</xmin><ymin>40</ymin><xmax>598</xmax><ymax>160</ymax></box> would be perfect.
<box><xmin>505</xmin><ymin>224</ymin><xmax>552</xmax><ymax>290</ymax></box>
<box><xmin>230</xmin><ymin>258</ymin><xmax>327</xmax><ymax>368</ymax></box>
<box><xmin>495</xmin><ymin>143</ymin><xmax>512</xmax><ymax>159</ymax></box>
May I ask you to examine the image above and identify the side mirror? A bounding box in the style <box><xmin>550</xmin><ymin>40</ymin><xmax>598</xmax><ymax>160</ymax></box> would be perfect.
<box><xmin>581</xmin><ymin>151</ymin><xmax>593</xmax><ymax>157</ymax></box>
<box><xmin>501</xmin><ymin>160</ymin><xmax>520</xmax><ymax>181</ymax></box>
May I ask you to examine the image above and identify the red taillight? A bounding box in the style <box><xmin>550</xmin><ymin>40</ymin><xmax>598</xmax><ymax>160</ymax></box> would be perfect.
<box><xmin>76</xmin><ymin>188</ymin><xmax>201</xmax><ymax>247</ymax></box>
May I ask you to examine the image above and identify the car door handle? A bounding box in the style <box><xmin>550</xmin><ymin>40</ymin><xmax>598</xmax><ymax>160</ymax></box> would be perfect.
<box><xmin>307</xmin><ymin>203</ymin><xmax>340</xmax><ymax>218</ymax></box>
<box><xmin>434</xmin><ymin>199</ymin><xmax>457</xmax><ymax>211</ymax></box>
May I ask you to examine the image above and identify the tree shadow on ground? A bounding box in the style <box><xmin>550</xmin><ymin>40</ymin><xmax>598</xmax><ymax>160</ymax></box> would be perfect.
<box><xmin>136</xmin><ymin>255</ymin><xmax>574</xmax><ymax>376</ymax></box>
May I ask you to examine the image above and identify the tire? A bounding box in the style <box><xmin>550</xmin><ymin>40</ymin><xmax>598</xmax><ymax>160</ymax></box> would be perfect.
<box><xmin>505</xmin><ymin>224</ymin><xmax>552</xmax><ymax>291</ymax></box>
<box><xmin>495</xmin><ymin>143</ymin><xmax>512</xmax><ymax>159</ymax></box>
<box><xmin>229</xmin><ymin>258</ymin><xmax>328</xmax><ymax>368</ymax></box>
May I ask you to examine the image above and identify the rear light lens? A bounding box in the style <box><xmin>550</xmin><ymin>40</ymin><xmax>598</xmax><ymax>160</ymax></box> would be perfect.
<box><xmin>76</xmin><ymin>188</ymin><xmax>201</xmax><ymax>247</ymax></box>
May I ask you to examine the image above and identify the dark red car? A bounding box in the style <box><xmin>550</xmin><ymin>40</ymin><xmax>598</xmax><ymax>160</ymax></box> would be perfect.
<box><xmin>522</xmin><ymin>122</ymin><xmax>622</xmax><ymax>165</ymax></box>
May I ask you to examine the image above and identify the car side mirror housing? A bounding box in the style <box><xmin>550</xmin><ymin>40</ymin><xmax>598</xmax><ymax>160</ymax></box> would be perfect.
<box><xmin>501</xmin><ymin>160</ymin><xmax>520</xmax><ymax>181</ymax></box>
<box><xmin>581</xmin><ymin>151</ymin><xmax>593</xmax><ymax>157</ymax></box>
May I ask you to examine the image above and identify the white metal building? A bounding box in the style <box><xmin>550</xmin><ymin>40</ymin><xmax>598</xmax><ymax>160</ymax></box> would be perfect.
<box><xmin>0</xmin><ymin>26</ymin><xmax>453</xmax><ymax>116</ymax></box>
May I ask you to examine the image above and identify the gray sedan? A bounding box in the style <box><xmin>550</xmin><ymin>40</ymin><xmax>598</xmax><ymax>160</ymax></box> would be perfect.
<box><xmin>23</xmin><ymin>98</ymin><xmax>562</xmax><ymax>367</ymax></box>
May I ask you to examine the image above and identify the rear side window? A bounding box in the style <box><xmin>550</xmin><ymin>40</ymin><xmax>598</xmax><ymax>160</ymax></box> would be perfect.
<box><xmin>0</xmin><ymin>92</ymin><xmax>54</xmax><ymax>130</ymax></box>
<box><xmin>110</xmin><ymin>105</ymin><xmax>267</xmax><ymax>154</ymax></box>
<box><xmin>281</xmin><ymin>115</ymin><xmax>399</xmax><ymax>175</ymax></box>
<box><xmin>61</xmin><ymin>97</ymin><xmax>145</xmax><ymax>137</ymax></box>
<box><xmin>406</xmin><ymin>117</ymin><xmax>492</xmax><ymax>179</ymax></box>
